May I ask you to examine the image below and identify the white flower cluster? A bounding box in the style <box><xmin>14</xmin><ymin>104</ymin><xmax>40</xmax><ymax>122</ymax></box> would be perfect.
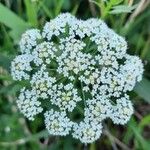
<box><xmin>44</xmin><ymin>109</ymin><xmax>73</xmax><ymax>136</ymax></box>
<box><xmin>11</xmin><ymin>13</ymin><xmax>144</xmax><ymax>143</ymax></box>
<box><xmin>110</xmin><ymin>95</ymin><xmax>134</xmax><ymax>125</ymax></box>
<box><xmin>32</xmin><ymin>42</ymin><xmax>57</xmax><ymax>66</ymax></box>
<box><xmin>19</xmin><ymin>29</ymin><xmax>42</xmax><ymax>54</ymax></box>
<box><xmin>11</xmin><ymin>54</ymin><xmax>33</xmax><ymax>80</ymax></box>
<box><xmin>17</xmin><ymin>88</ymin><xmax>43</xmax><ymax>121</ymax></box>
<box><xmin>50</xmin><ymin>83</ymin><xmax>82</xmax><ymax>111</ymax></box>
<box><xmin>30</xmin><ymin>65</ymin><xmax>56</xmax><ymax>99</ymax></box>
<box><xmin>72</xmin><ymin>120</ymin><xmax>102</xmax><ymax>143</ymax></box>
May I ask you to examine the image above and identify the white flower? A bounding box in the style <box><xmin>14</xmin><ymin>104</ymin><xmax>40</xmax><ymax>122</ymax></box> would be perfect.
<box><xmin>110</xmin><ymin>95</ymin><xmax>134</xmax><ymax>125</ymax></box>
<box><xmin>79</xmin><ymin>69</ymin><xmax>100</xmax><ymax>86</ymax></box>
<box><xmin>17</xmin><ymin>88</ymin><xmax>43</xmax><ymax>121</ymax></box>
<box><xmin>42</xmin><ymin>13</ymin><xmax>76</xmax><ymax>40</ymax></box>
<box><xmin>57</xmin><ymin>38</ymin><xmax>92</xmax><ymax>77</ymax></box>
<box><xmin>50</xmin><ymin>83</ymin><xmax>82</xmax><ymax>112</ymax></box>
<box><xmin>32</xmin><ymin>41</ymin><xmax>57</xmax><ymax>66</ymax></box>
<box><xmin>19</xmin><ymin>29</ymin><xmax>42</xmax><ymax>54</ymax></box>
<box><xmin>84</xmin><ymin>95</ymin><xmax>113</xmax><ymax>122</ymax></box>
<box><xmin>30</xmin><ymin>66</ymin><xmax>56</xmax><ymax>99</ymax></box>
<box><xmin>11</xmin><ymin>13</ymin><xmax>144</xmax><ymax>143</ymax></box>
<box><xmin>11</xmin><ymin>54</ymin><xmax>33</xmax><ymax>80</ymax></box>
<box><xmin>44</xmin><ymin>109</ymin><xmax>73</xmax><ymax>136</ymax></box>
<box><xmin>120</xmin><ymin>54</ymin><xmax>144</xmax><ymax>92</ymax></box>
<box><xmin>72</xmin><ymin>120</ymin><xmax>102</xmax><ymax>143</ymax></box>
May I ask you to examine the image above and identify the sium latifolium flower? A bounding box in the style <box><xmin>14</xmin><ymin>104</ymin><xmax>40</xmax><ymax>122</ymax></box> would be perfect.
<box><xmin>11</xmin><ymin>13</ymin><xmax>143</xmax><ymax>143</ymax></box>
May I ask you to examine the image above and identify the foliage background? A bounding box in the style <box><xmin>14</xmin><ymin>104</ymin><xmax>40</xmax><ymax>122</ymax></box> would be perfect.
<box><xmin>0</xmin><ymin>0</ymin><xmax>150</xmax><ymax>149</ymax></box>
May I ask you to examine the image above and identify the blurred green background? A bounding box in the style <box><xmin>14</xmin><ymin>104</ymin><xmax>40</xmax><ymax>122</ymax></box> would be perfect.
<box><xmin>0</xmin><ymin>0</ymin><xmax>150</xmax><ymax>149</ymax></box>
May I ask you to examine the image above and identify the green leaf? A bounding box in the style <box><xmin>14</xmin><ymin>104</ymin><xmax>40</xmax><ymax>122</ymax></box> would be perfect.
<box><xmin>90</xmin><ymin>143</ymin><xmax>96</xmax><ymax>150</ymax></box>
<box><xmin>62</xmin><ymin>0</ymin><xmax>71</xmax><ymax>10</ymax></box>
<box><xmin>141</xmin><ymin>39</ymin><xmax>150</xmax><ymax>60</ymax></box>
<box><xmin>0</xmin><ymin>54</ymin><xmax>13</xmax><ymax>72</ymax></box>
<box><xmin>110</xmin><ymin>4</ymin><xmax>138</xmax><ymax>14</ymax></box>
<box><xmin>0</xmin><ymin>130</ymin><xmax>49</xmax><ymax>147</ymax></box>
<box><xmin>24</xmin><ymin>0</ymin><xmax>38</xmax><ymax>27</ymax></box>
<box><xmin>89</xmin><ymin>0</ymin><xmax>101</xmax><ymax>8</ymax></box>
<box><xmin>134</xmin><ymin>78</ymin><xmax>150</xmax><ymax>103</ymax></box>
<box><xmin>0</xmin><ymin>82</ymin><xmax>23</xmax><ymax>95</ymax></box>
<box><xmin>139</xmin><ymin>115</ymin><xmax>150</xmax><ymax>130</ymax></box>
<box><xmin>63</xmin><ymin>136</ymin><xmax>74</xmax><ymax>150</ymax></box>
<box><xmin>71</xmin><ymin>2</ymin><xmax>80</xmax><ymax>15</ymax></box>
<box><xmin>0</xmin><ymin>3</ymin><xmax>30</xmax><ymax>41</ymax></box>
<box><xmin>123</xmin><ymin>121</ymin><xmax>134</xmax><ymax>144</ymax></box>
<box><xmin>129</xmin><ymin>118</ymin><xmax>150</xmax><ymax>150</ymax></box>
<box><xmin>0</xmin><ymin>75</ymin><xmax>13</xmax><ymax>81</ymax></box>
<box><xmin>55</xmin><ymin>0</ymin><xmax>64</xmax><ymax>16</ymax></box>
<box><xmin>39</xmin><ymin>1</ymin><xmax>53</xmax><ymax>18</ymax></box>
<box><xmin>111</xmin><ymin>0</ymin><xmax>123</xmax><ymax>5</ymax></box>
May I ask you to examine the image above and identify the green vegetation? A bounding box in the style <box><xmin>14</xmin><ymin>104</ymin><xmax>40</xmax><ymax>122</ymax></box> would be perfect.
<box><xmin>0</xmin><ymin>0</ymin><xmax>150</xmax><ymax>149</ymax></box>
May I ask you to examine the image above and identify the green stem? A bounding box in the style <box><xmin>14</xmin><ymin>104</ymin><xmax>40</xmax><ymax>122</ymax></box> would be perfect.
<box><xmin>80</xmin><ymin>81</ymin><xmax>86</xmax><ymax>107</ymax></box>
<box><xmin>0</xmin><ymin>130</ymin><xmax>49</xmax><ymax>147</ymax></box>
<box><xmin>141</xmin><ymin>37</ymin><xmax>150</xmax><ymax>59</ymax></box>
